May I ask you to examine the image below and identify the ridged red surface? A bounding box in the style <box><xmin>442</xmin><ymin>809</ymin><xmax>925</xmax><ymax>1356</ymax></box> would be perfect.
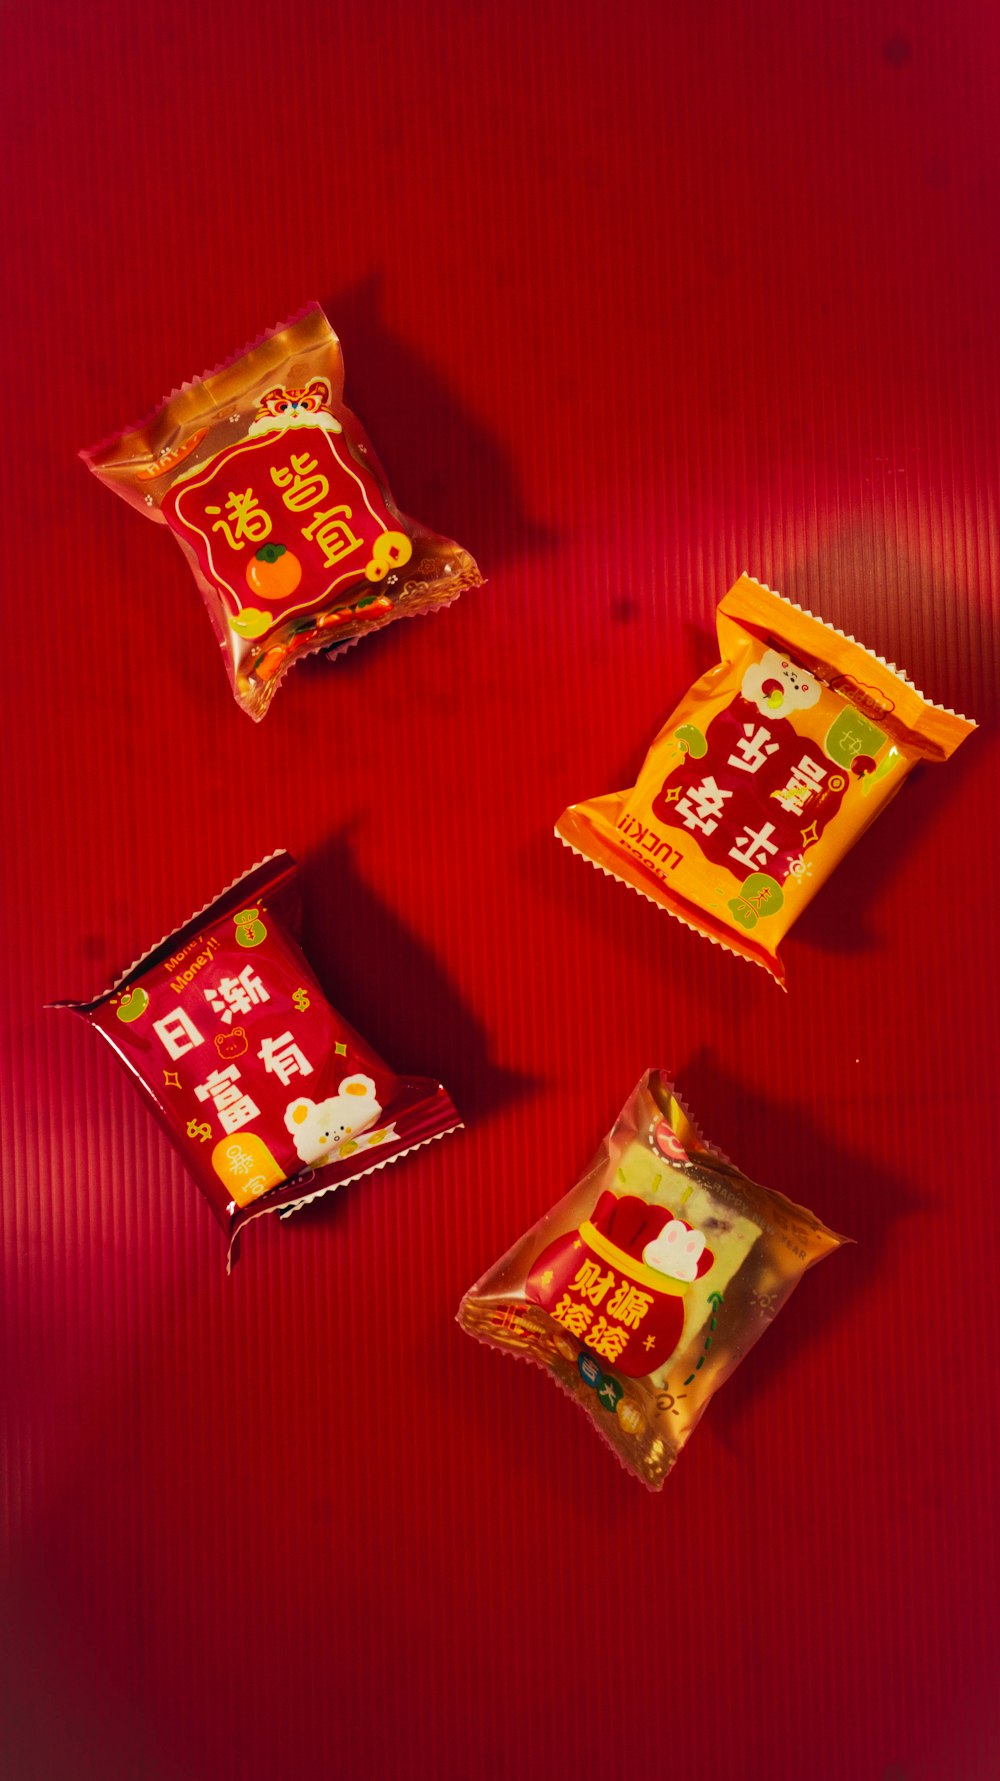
<box><xmin>3</xmin><ymin>5</ymin><xmax>998</xmax><ymax>1778</ymax></box>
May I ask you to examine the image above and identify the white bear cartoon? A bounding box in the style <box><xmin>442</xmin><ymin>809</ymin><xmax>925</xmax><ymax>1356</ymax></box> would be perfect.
<box><xmin>741</xmin><ymin>648</ymin><xmax>821</xmax><ymax>718</ymax></box>
<box><xmin>643</xmin><ymin>1219</ymin><xmax>707</xmax><ymax>1283</ymax></box>
<box><xmin>284</xmin><ymin>1074</ymin><xmax>386</xmax><ymax>1166</ymax></box>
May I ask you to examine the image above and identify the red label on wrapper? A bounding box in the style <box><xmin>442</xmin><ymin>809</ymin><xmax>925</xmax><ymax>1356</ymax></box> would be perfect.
<box><xmin>51</xmin><ymin>853</ymin><xmax>462</xmax><ymax>1267</ymax></box>
<box><xmin>526</xmin><ymin>1191</ymin><xmax>714</xmax><ymax>1377</ymax></box>
<box><xmin>650</xmin><ymin>695</ymin><xmax>848</xmax><ymax>879</ymax></box>
<box><xmin>165</xmin><ymin>426</ymin><xmax>400</xmax><ymax>626</ymax></box>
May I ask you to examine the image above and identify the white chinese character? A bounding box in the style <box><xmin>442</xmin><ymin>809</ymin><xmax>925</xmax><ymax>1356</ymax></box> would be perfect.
<box><xmin>195</xmin><ymin>1063</ymin><xmax>238</xmax><ymax>1103</ymax></box>
<box><xmin>217</xmin><ymin>1095</ymin><xmax>260</xmax><ymax>1134</ymax></box>
<box><xmin>729</xmin><ymin>821</ymin><xmax>779</xmax><ymax>871</ymax></box>
<box><xmin>194</xmin><ymin>1063</ymin><xmax>260</xmax><ymax>1135</ymax></box>
<box><xmin>153</xmin><ymin>1007</ymin><xmax>204</xmax><ymax>1059</ymax></box>
<box><xmin>204</xmin><ymin>964</ymin><xmax>269</xmax><ymax>1025</ymax></box>
<box><xmin>675</xmin><ymin>775</ymin><xmax>733</xmax><ymax>836</ymax></box>
<box><xmin>257</xmin><ymin>1031</ymin><xmax>313</xmax><ymax>1087</ymax></box>
<box><xmin>727</xmin><ymin>723</ymin><xmax>779</xmax><ymax>774</ymax></box>
<box><xmin>773</xmin><ymin>754</ymin><xmax>827</xmax><ymax>814</ymax></box>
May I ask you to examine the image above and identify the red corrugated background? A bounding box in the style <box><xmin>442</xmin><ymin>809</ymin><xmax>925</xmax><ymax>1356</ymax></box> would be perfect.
<box><xmin>3</xmin><ymin>4</ymin><xmax>998</xmax><ymax>1778</ymax></box>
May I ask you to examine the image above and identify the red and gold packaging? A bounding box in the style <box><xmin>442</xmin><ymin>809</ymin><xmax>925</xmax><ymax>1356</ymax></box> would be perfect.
<box><xmin>556</xmin><ymin>575</ymin><xmax>975</xmax><ymax>985</ymax></box>
<box><xmin>458</xmin><ymin>1071</ymin><xmax>847</xmax><ymax>1488</ymax></box>
<box><xmin>51</xmin><ymin>852</ymin><xmax>461</xmax><ymax>1267</ymax></box>
<box><xmin>83</xmin><ymin>306</ymin><xmax>482</xmax><ymax>719</ymax></box>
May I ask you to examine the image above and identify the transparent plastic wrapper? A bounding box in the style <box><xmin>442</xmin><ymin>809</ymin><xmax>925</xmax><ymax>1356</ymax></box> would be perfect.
<box><xmin>557</xmin><ymin>574</ymin><xmax>975</xmax><ymax>985</ymax></box>
<box><xmin>83</xmin><ymin>306</ymin><xmax>482</xmax><ymax>718</ymax></box>
<box><xmin>51</xmin><ymin>852</ymin><xmax>461</xmax><ymax>1267</ymax></box>
<box><xmin>459</xmin><ymin>1071</ymin><xmax>847</xmax><ymax>1488</ymax></box>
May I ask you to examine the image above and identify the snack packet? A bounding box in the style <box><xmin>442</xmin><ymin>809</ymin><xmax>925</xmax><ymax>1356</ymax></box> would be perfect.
<box><xmin>458</xmin><ymin>1072</ymin><xmax>846</xmax><ymax>1488</ymax></box>
<box><xmin>51</xmin><ymin>852</ymin><xmax>461</xmax><ymax>1267</ymax></box>
<box><xmin>556</xmin><ymin>574</ymin><xmax>975</xmax><ymax>985</ymax></box>
<box><xmin>82</xmin><ymin>306</ymin><xmax>482</xmax><ymax>719</ymax></box>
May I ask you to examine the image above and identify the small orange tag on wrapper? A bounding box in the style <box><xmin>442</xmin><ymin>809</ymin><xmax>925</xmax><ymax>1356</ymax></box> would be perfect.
<box><xmin>556</xmin><ymin>574</ymin><xmax>975</xmax><ymax>985</ymax></box>
<box><xmin>458</xmin><ymin>1071</ymin><xmax>847</xmax><ymax>1489</ymax></box>
<box><xmin>82</xmin><ymin>306</ymin><xmax>482</xmax><ymax>719</ymax></box>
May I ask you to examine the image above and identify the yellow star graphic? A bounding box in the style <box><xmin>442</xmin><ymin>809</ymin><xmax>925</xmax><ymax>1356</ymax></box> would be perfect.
<box><xmin>334</xmin><ymin>1041</ymin><xmax>347</xmax><ymax>1057</ymax></box>
<box><xmin>664</xmin><ymin>786</ymin><xmax>682</xmax><ymax>803</ymax></box>
<box><xmin>163</xmin><ymin>1070</ymin><xmax>181</xmax><ymax>1089</ymax></box>
<box><xmin>572</xmin><ymin>1239</ymin><xmax>582</xmax><ymax>1250</ymax></box>
<box><xmin>801</xmin><ymin>822</ymin><xmax>820</xmax><ymax>846</ymax></box>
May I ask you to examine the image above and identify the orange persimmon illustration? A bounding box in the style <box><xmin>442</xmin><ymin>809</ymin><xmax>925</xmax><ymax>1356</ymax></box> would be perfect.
<box><xmin>246</xmin><ymin>542</ymin><xmax>302</xmax><ymax>600</ymax></box>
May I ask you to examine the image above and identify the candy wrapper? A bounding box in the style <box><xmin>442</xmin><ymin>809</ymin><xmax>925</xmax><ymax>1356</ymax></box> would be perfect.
<box><xmin>83</xmin><ymin>306</ymin><xmax>482</xmax><ymax>719</ymax></box>
<box><xmin>51</xmin><ymin>853</ymin><xmax>461</xmax><ymax>1267</ymax></box>
<box><xmin>557</xmin><ymin>574</ymin><xmax>975</xmax><ymax>985</ymax></box>
<box><xmin>458</xmin><ymin>1072</ymin><xmax>847</xmax><ymax>1488</ymax></box>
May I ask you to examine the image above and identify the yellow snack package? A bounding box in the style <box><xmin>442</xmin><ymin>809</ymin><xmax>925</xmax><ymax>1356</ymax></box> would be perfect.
<box><xmin>556</xmin><ymin>575</ymin><xmax>975</xmax><ymax>985</ymax></box>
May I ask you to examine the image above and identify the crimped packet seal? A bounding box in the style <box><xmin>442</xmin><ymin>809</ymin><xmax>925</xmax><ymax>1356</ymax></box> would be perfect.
<box><xmin>557</xmin><ymin>574</ymin><xmax>976</xmax><ymax>986</ymax></box>
<box><xmin>50</xmin><ymin>851</ymin><xmax>462</xmax><ymax>1268</ymax></box>
<box><xmin>718</xmin><ymin>576</ymin><xmax>973</xmax><ymax>761</ymax></box>
<box><xmin>83</xmin><ymin>305</ymin><xmax>482</xmax><ymax>719</ymax></box>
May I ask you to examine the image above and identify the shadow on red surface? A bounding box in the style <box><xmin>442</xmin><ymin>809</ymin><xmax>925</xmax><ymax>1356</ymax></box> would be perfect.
<box><xmin>325</xmin><ymin>274</ymin><xmax>556</xmax><ymax>570</ymax></box>
<box><xmin>299</xmin><ymin>828</ymin><xmax>535</xmax><ymax>1127</ymax></box>
<box><xmin>678</xmin><ymin>1052</ymin><xmax>916</xmax><ymax>1443</ymax></box>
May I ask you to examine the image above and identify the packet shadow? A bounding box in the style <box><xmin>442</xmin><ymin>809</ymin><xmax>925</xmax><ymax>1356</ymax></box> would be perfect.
<box><xmin>298</xmin><ymin>828</ymin><xmax>534</xmax><ymax>1134</ymax></box>
<box><xmin>323</xmin><ymin>273</ymin><xmax>555</xmax><ymax>570</ymax></box>
<box><xmin>793</xmin><ymin>736</ymin><xmax>983</xmax><ymax>959</ymax></box>
<box><xmin>676</xmin><ymin>1051</ymin><xmax>917</xmax><ymax>1453</ymax></box>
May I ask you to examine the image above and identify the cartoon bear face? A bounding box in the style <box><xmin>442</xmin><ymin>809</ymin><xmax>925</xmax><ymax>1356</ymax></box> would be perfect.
<box><xmin>284</xmin><ymin>1074</ymin><xmax>382</xmax><ymax>1166</ymax></box>
<box><xmin>741</xmin><ymin>649</ymin><xmax>821</xmax><ymax>718</ymax></box>
<box><xmin>214</xmin><ymin>1025</ymin><xmax>248</xmax><ymax>1060</ymax></box>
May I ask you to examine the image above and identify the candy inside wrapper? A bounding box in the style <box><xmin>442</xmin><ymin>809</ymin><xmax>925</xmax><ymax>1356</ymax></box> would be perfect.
<box><xmin>458</xmin><ymin>1072</ymin><xmax>847</xmax><ymax>1488</ymax></box>
<box><xmin>556</xmin><ymin>574</ymin><xmax>975</xmax><ymax>985</ymax></box>
<box><xmin>51</xmin><ymin>852</ymin><xmax>461</xmax><ymax>1267</ymax></box>
<box><xmin>82</xmin><ymin>305</ymin><xmax>482</xmax><ymax>719</ymax></box>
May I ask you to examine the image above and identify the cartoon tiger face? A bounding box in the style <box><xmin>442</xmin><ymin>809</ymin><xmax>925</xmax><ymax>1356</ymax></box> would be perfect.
<box><xmin>247</xmin><ymin>378</ymin><xmax>342</xmax><ymax>438</ymax></box>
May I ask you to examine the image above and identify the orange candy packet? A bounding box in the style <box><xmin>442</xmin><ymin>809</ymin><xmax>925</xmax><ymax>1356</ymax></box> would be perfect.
<box><xmin>557</xmin><ymin>575</ymin><xmax>975</xmax><ymax>985</ymax></box>
<box><xmin>83</xmin><ymin>305</ymin><xmax>481</xmax><ymax>719</ymax></box>
<box><xmin>458</xmin><ymin>1071</ymin><xmax>847</xmax><ymax>1488</ymax></box>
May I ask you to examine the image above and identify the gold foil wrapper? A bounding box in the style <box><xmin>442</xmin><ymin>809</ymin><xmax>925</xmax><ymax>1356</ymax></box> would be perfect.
<box><xmin>458</xmin><ymin>1070</ymin><xmax>847</xmax><ymax>1488</ymax></box>
<box><xmin>83</xmin><ymin>305</ymin><xmax>481</xmax><ymax>719</ymax></box>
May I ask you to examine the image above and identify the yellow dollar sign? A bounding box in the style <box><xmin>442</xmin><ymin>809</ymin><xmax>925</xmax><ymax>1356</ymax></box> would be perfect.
<box><xmin>292</xmin><ymin>987</ymin><xmax>310</xmax><ymax>1012</ymax></box>
<box><xmin>186</xmin><ymin>1119</ymin><xmax>212</xmax><ymax>1143</ymax></box>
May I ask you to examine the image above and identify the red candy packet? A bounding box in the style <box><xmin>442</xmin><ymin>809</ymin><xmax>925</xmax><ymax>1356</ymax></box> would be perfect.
<box><xmin>51</xmin><ymin>853</ymin><xmax>461</xmax><ymax>1267</ymax></box>
<box><xmin>82</xmin><ymin>306</ymin><xmax>482</xmax><ymax>719</ymax></box>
